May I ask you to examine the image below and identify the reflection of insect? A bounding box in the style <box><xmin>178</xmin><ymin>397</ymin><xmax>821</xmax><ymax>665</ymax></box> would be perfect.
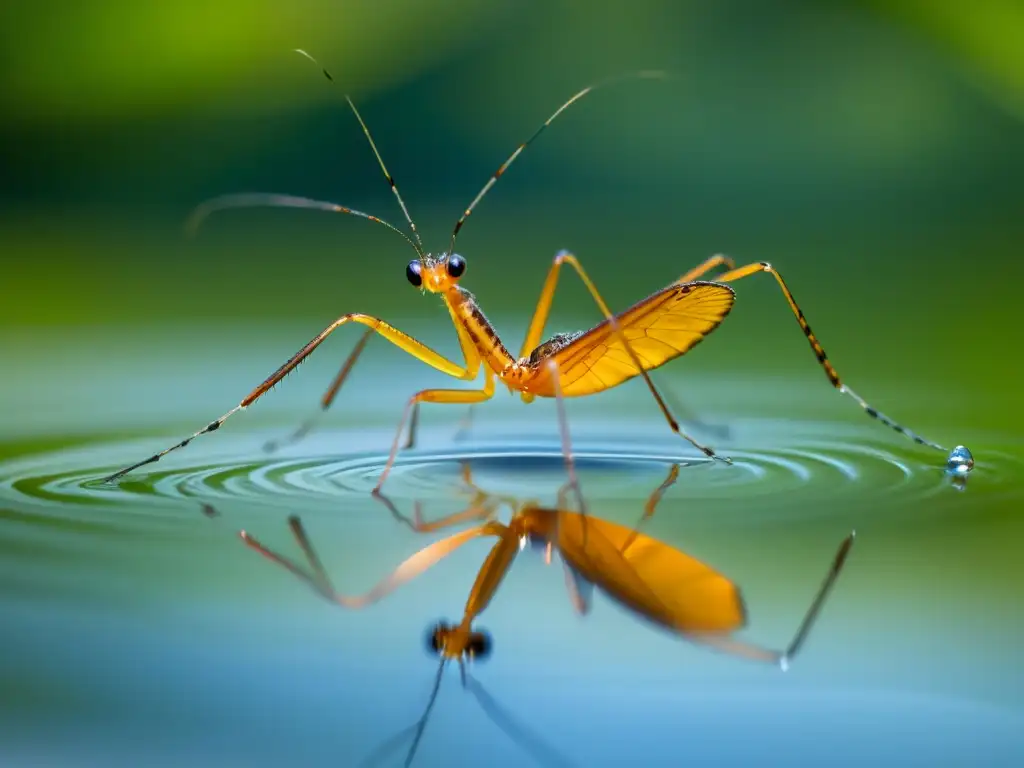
<box><xmin>359</xmin><ymin>628</ymin><xmax>573</xmax><ymax>768</ymax></box>
<box><xmin>234</xmin><ymin>463</ymin><xmax>853</xmax><ymax>763</ymax></box>
<box><xmin>102</xmin><ymin>47</ymin><xmax>961</xmax><ymax>490</ymax></box>
<box><xmin>241</xmin><ymin>462</ymin><xmax>854</xmax><ymax>670</ymax></box>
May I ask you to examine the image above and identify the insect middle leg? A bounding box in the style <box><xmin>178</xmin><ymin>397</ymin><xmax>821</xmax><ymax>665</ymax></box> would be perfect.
<box><xmin>373</xmin><ymin>370</ymin><xmax>497</xmax><ymax>494</ymax></box>
<box><xmin>521</xmin><ymin>250</ymin><xmax>730</xmax><ymax>463</ymax></box>
<box><xmin>371</xmin><ymin>485</ymin><xmax>503</xmax><ymax>534</ymax></box>
<box><xmin>713</xmin><ymin>261</ymin><xmax>945</xmax><ymax>452</ymax></box>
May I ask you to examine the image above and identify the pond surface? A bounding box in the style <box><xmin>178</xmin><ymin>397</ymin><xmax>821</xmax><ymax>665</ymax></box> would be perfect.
<box><xmin>1</xmin><ymin>323</ymin><xmax>1021</xmax><ymax>767</ymax></box>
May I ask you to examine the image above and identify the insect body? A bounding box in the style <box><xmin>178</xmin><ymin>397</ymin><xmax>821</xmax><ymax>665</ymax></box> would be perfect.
<box><xmin>102</xmin><ymin>50</ymin><xmax>967</xmax><ymax>490</ymax></box>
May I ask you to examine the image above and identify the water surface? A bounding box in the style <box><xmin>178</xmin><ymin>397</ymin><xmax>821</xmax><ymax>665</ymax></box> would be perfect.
<box><xmin>1</xmin><ymin>324</ymin><xmax>1021</xmax><ymax>767</ymax></box>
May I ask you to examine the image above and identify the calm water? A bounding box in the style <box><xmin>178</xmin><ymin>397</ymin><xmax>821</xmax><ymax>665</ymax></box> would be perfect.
<box><xmin>1</xmin><ymin>323</ymin><xmax>1022</xmax><ymax>767</ymax></box>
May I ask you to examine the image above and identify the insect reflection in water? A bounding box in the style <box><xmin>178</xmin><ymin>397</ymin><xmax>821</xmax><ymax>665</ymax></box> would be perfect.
<box><xmin>231</xmin><ymin>463</ymin><xmax>854</xmax><ymax>765</ymax></box>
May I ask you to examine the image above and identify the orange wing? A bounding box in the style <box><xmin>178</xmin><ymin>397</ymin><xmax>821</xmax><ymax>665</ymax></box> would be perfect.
<box><xmin>554</xmin><ymin>510</ymin><xmax>745</xmax><ymax>633</ymax></box>
<box><xmin>525</xmin><ymin>281</ymin><xmax>736</xmax><ymax>398</ymax></box>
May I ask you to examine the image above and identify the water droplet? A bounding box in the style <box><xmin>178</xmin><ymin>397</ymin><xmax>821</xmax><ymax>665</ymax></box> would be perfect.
<box><xmin>946</xmin><ymin>445</ymin><xmax>974</xmax><ymax>475</ymax></box>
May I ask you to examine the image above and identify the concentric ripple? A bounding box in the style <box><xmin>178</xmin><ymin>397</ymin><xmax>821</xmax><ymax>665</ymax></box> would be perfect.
<box><xmin>2</xmin><ymin>417</ymin><xmax>1018</xmax><ymax>527</ymax></box>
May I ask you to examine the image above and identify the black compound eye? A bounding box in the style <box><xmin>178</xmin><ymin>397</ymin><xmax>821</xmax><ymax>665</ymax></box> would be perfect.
<box><xmin>446</xmin><ymin>254</ymin><xmax>466</xmax><ymax>278</ymax></box>
<box><xmin>424</xmin><ymin>621</ymin><xmax>451</xmax><ymax>655</ymax></box>
<box><xmin>467</xmin><ymin>630</ymin><xmax>492</xmax><ymax>661</ymax></box>
<box><xmin>406</xmin><ymin>260</ymin><xmax>423</xmax><ymax>287</ymax></box>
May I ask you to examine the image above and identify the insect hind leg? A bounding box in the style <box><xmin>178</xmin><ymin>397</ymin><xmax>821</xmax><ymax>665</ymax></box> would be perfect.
<box><xmin>714</xmin><ymin>261</ymin><xmax>945</xmax><ymax>453</ymax></box>
<box><xmin>524</xmin><ymin>250</ymin><xmax>733</xmax><ymax>466</ymax></box>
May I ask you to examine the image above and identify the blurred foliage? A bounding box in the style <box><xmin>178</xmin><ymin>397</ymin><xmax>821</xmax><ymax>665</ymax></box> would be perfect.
<box><xmin>863</xmin><ymin>0</ymin><xmax>1024</xmax><ymax>121</ymax></box>
<box><xmin>0</xmin><ymin>0</ymin><xmax>507</xmax><ymax>125</ymax></box>
<box><xmin>1</xmin><ymin>0</ymin><xmax>1021</xmax><ymax>351</ymax></box>
<box><xmin>2</xmin><ymin>0</ymin><xmax>1021</xmax><ymax>127</ymax></box>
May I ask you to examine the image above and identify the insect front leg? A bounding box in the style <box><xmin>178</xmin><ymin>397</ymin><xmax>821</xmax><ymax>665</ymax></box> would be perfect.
<box><xmin>266</xmin><ymin>305</ymin><xmax>487</xmax><ymax>455</ymax></box>
<box><xmin>262</xmin><ymin>326</ymin><xmax>375</xmax><ymax>454</ymax></box>
<box><xmin>102</xmin><ymin>313</ymin><xmax>477</xmax><ymax>483</ymax></box>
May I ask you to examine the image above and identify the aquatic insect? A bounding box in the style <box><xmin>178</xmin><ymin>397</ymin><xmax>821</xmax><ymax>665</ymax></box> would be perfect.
<box><xmin>101</xmin><ymin>49</ymin><xmax>967</xmax><ymax>490</ymax></box>
<box><xmin>239</xmin><ymin>463</ymin><xmax>855</xmax><ymax>672</ymax></box>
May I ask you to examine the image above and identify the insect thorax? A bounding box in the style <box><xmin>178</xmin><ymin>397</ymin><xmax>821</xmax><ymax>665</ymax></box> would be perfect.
<box><xmin>524</xmin><ymin>331</ymin><xmax>586</xmax><ymax>367</ymax></box>
<box><xmin>449</xmin><ymin>287</ymin><xmax>515</xmax><ymax>371</ymax></box>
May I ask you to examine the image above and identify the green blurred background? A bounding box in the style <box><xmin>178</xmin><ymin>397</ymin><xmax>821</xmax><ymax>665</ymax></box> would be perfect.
<box><xmin>2</xmin><ymin>1</ymin><xmax>1023</xmax><ymax>766</ymax></box>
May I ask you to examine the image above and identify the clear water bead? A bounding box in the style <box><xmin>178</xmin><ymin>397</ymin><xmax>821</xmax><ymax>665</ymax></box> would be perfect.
<box><xmin>946</xmin><ymin>445</ymin><xmax>974</xmax><ymax>475</ymax></box>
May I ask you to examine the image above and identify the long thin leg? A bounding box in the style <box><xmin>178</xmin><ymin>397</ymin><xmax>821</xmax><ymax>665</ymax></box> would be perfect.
<box><xmin>522</xmin><ymin>250</ymin><xmax>729</xmax><ymax>463</ymax></box>
<box><xmin>263</xmin><ymin>326</ymin><xmax>376</xmax><ymax>453</ymax></box>
<box><xmin>451</xmin><ymin>404</ymin><xmax>476</xmax><ymax>442</ymax></box>
<box><xmin>688</xmin><ymin>531</ymin><xmax>856</xmax><ymax>669</ymax></box>
<box><xmin>620</xmin><ymin>463</ymin><xmax>680</xmax><ymax>555</ymax></box>
<box><xmin>398</xmin><ymin>321</ymin><xmax>483</xmax><ymax>451</ymax></box>
<box><xmin>678</xmin><ymin>253</ymin><xmax>735</xmax><ymax>283</ymax></box>
<box><xmin>268</xmin><ymin>305</ymin><xmax>481</xmax><ymax>455</ymax></box>
<box><xmin>519</xmin><ymin>252</ymin><xmax>734</xmax><ymax>361</ymax></box>
<box><xmin>714</xmin><ymin>261</ymin><xmax>945</xmax><ymax>452</ymax></box>
<box><xmin>458</xmin><ymin>461</ymin><xmax>522</xmax><ymax>512</ymax></box>
<box><xmin>562</xmin><ymin>562</ymin><xmax>594</xmax><ymax>616</ymax></box>
<box><xmin>102</xmin><ymin>313</ymin><xmax>481</xmax><ymax>483</ymax></box>
<box><xmin>547</xmin><ymin>358</ymin><xmax>587</xmax><ymax>517</ymax></box>
<box><xmin>525</xmin><ymin>252</ymin><xmax>732</xmax><ymax>443</ymax></box>
<box><xmin>402</xmin><ymin>392</ymin><xmax>478</xmax><ymax>451</ymax></box>
<box><xmin>374</xmin><ymin>461</ymin><xmax>520</xmax><ymax>534</ymax></box>
<box><xmin>639</xmin><ymin>253</ymin><xmax>741</xmax><ymax>441</ymax></box>
<box><xmin>372</xmin><ymin>490</ymin><xmax>501</xmax><ymax>534</ymax></box>
<box><xmin>240</xmin><ymin>516</ymin><xmax>502</xmax><ymax>608</ymax></box>
<box><xmin>372</xmin><ymin>371</ymin><xmax>496</xmax><ymax>494</ymax></box>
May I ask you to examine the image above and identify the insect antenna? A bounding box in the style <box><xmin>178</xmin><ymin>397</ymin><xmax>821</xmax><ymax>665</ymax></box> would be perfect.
<box><xmin>358</xmin><ymin>659</ymin><xmax>447</xmax><ymax>767</ymax></box>
<box><xmin>185</xmin><ymin>192</ymin><xmax>423</xmax><ymax>259</ymax></box>
<box><xmin>447</xmin><ymin>69</ymin><xmax>669</xmax><ymax>258</ymax></box>
<box><xmin>465</xmin><ymin>673</ymin><xmax>576</xmax><ymax>767</ymax></box>
<box><xmin>295</xmin><ymin>49</ymin><xmax>426</xmax><ymax>256</ymax></box>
